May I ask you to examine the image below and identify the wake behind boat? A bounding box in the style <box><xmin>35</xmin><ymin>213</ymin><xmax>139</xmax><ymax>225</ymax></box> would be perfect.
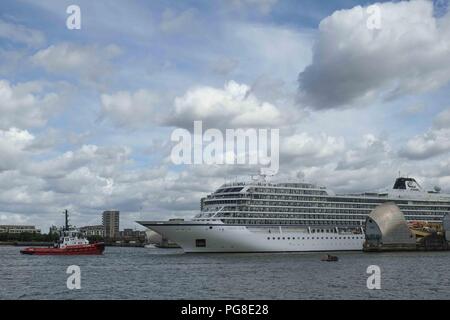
<box><xmin>20</xmin><ymin>210</ymin><xmax>105</xmax><ymax>256</ymax></box>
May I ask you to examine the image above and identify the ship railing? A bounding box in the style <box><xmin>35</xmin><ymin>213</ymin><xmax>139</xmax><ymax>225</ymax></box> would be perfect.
<box><xmin>211</xmin><ymin>207</ymin><xmax>225</xmax><ymax>218</ymax></box>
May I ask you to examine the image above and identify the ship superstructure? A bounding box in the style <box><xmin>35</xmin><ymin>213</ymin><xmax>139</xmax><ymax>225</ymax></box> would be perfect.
<box><xmin>138</xmin><ymin>177</ymin><xmax>449</xmax><ymax>253</ymax></box>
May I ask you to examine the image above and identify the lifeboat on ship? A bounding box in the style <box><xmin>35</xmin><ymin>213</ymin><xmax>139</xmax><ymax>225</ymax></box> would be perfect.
<box><xmin>20</xmin><ymin>210</ymin><xmax>105</xmax><ymax>256</ymax></box>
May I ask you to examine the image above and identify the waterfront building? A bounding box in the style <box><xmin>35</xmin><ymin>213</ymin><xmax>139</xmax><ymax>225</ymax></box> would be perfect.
<box><xmin>80</xmin><ymin>225</ymin><xmax>105</xmax><ymax>237</ymax></box>
<box><xmin>103</xmin><ymin>210</ymin><xmax>120</xmax><ymax>238</ymax></box>
<box><xmin>118</xmin><ymin>228</ymin><xmax>146</xmax><ymax>239</ymax></box>
<box><xmin>0</xmin><ymin>225</ymin><xmax>41</xmax><ymax>234</ymax></box>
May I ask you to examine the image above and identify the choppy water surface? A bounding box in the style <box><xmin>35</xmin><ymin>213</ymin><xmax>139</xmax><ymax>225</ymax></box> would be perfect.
<box><xmin>1</xmin><ymin>246</ymin><xmax>449</xmax><ymax>299</ymax></box>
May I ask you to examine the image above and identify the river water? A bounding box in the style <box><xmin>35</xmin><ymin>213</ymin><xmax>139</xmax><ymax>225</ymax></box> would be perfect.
<box><xmin>1</xmin><ymin>246</ymin><xmax>449</xmax><ymax>299</ymax></box>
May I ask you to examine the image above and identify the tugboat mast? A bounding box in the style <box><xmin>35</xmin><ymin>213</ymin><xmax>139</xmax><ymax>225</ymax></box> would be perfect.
<box><xmin>64</xmin><ymin>209</ymin><xmax>69</xmax><ymax>231</ymax></box>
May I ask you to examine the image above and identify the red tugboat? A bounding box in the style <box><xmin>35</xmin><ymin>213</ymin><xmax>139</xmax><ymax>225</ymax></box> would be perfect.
<box><xmin>20</xmin><ymin>210</ymin><xmax>105</xmax><ymax>255</ymax></box>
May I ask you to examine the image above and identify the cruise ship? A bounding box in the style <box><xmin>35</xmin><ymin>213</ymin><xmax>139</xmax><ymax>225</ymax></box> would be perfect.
<box><xmin>137</xmin><ymin>176</ymin><xmax>450</xmax><ymax>253</ymax></box>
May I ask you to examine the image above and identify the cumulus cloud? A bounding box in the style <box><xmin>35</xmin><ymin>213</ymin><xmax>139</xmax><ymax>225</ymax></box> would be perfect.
<box><xmin>0</xmin><ymin>143</ymin><xmax>135</xmax><ymax>227</ymax></box>
<box><xmin>0</xmin><ymin>79</ymin><xmax>62</xmax><ymax>129</ymax></box>
<box><xmin>0</xmin><ymin>128</ymin><xmax>34</xmax><ymax>172</ymax></box>
<box><xmin>0</xmin><ymin>141</ymin><xmax>223</xmax><ymax>230</ymax></box>
<box><xmin>24</xmin><ymin>144</ymin><xmax>132</xmax><ymax>180</ymax></box>
<box><xmin>167</xmin><ymin>80</ymin><xmax>284</xmax><ymax>129</ymax></box>
<box><xmin>95</xmin><ymin>79</ymin><xmax>293</xmax><ymax>130</ymax></box>
<box><xmin>302</xmin><ymin>165</ymin><xmax>397</xmax><ymax>194</ymax></box>
<box><xmin>400</xmin><ymin>105</ymin><xmax>450</xmax><ymax>160</ymax></box>
<box><xmin>281</xmin><ymin>132</ymin><xmax>345</xmax><ymax>161</ymax></box>
<box><xmin>298</xmin><ymin>0</ymin><xmax>450</xmax><ymax>109</ymax></box>
<box><xmin>100</xmin><ymin>89</ymin><xmax>163</xmax><ymax>128</ymax></box>
<box><xmin>0</xmin><ymin>19</ymin><xmax>45</xmax><ymax>47</ymax></box>
<box><xmin>337</xmin><ymin>134</ymin><xmax>390</xmax><ymax>170</ymax></box>
<box><xmin>4</xmin><ymin>0</ymin><xmax>450</xmax><ymax>233</ymax></box>
<box><xmin>399</xmin><ymin>128</ymin><xmax>450</xmax><ymax>160</ymax></box>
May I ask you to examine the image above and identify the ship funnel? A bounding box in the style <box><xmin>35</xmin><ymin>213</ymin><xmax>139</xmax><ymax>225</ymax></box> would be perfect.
<box><xmin>393</xmin><ymin>177</ymin><xmax>422</xmax><ymax>191</ymax></box>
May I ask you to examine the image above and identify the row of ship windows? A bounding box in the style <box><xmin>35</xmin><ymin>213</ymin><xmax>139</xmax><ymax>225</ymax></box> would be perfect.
<box><xmin>213</xmin><ymin>188</ymin><xmax>327</xmax><ymax>196</ymax></box>
<box><xmin>204</xmin><ymin>196</ymin><xmax>450</xmax><ymax>207</ymax></box>
<box><xmin>219</xmin><ymin>213</ymin><xmax>367</xmax><ymax>220</ymax></box>
<box><xmin>215</xmin><ymin>211</ymin><xmax>443</xmax><ymax>219</ymax></box>
<box><xmin>213</xmin><ymin>190</ymin><xmax>326</xmax><ymax>197</ymax></box>
<box><xmin>208</xmin><ymin>195</ymin><xmax>250</xmax><ymax>199</ymax></box>
<box><xmin>252</xmin><ymin>192</ymin><xmax>450</xmax><ymax>206</ymax></box>
<box><xmin>222</xmin><ymin>219</ymin><xmax>364</xmax><ymax>225</ymax></box>
<box><xmin>266</xmin><ymin>236</ymin><xmax>363</xmax><ymax>240</ymax></box>
<box><xmin>203</xmin><ymin>200</ymin><xmax>450</xmax><ymax>211</ymax></box>
<box><xmin>215</xmin><ymin>187</ymin><xmax>244</xmax><ymax>193</ymax></box>
<box><xmin>253</xmin><ymin>195</ymin><xmax>330</xmax><ymax>200</ymax></box>
<box><xmin>250</xmin><ymin>188</ymin><xmax>326</xmax><ymax>195</ymax></box>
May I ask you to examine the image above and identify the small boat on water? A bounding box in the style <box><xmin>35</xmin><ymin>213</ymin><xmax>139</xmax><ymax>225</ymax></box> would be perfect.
<box><xmin>20</xmin><ymin>210</ymin><xmax>105</xmax><ymax>256</ymax></box>
<box><xmin>321</xmin><ymin>254</ymin><xmax>339</xmax><ymax>262</ymax></box>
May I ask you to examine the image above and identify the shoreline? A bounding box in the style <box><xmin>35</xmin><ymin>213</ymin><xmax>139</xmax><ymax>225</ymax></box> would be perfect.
<box><xmin>0</xmin><ymin>241</ymin><xmax>54</xmax><ymax>246</ymax></box>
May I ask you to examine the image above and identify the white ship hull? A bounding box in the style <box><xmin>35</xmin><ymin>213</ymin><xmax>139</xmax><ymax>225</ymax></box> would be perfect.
<box><xmin>142</xmin><ymin>221</ymin><xmax>364</xmax><ymax>253</ymax></box>
<box><xmin>137</xmin><ymin>177</ymin><xmax>450</xmax><ymax>253</ymax></box>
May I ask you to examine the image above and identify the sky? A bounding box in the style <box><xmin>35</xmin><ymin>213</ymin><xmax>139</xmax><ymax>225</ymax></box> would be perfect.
<box><xmin>1</xmin><ymin>0</ymin><xmax>450</xmax><ymax>232</ymax></box>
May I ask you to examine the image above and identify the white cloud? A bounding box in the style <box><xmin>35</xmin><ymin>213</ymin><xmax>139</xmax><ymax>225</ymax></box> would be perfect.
<box><xmin>302</xmin><ymin>165</ymin><xmax>396</xmax><ymax>194</ymax></box>
<box><xmin>0</xmin><ymin>212</ymin><xmax>30</xmax><ymax>225</ymax></box>
<box><xmin>281</xmin><ymin>132</ymin><xmax>345</xmax><ymax>160</ymax></box>
<box><xmin>100</xmin><ymin>89</ymin><xmax>162</xmax><ymax>128</ymax></box>
<box><xmin>337</xmin><ymin>134</ymin><xmax>391</xmax><ymax>170</ymax></box>
<box><xmin>0</xmin><ymin>142</ymin><xmax>218</xmax><ymax>230</ymax></box>
<box><xmin>3</xmin><ymin>0</ymin><xmax>450</xmax><ymax>234</ymax></box>
<box><xmin>400</xmin><ymin>106</ymin><xmax>450</xmax><ymax>160</ymax></box>
<box><xmin>399</xmin><ymin>128</ymin><xmax>450</xmax><ymax>160</ymax></box>
<box><xmin>0</xmin><ymin>143</ymin><xmax>136</xmax><ymax>227</ymax></box>
<box><xmin>0</xmin><ymin>79</ymin><xmax>61</xmax><ymax>129</ymax></box>
<box><xmin>0</xmin><ymin>19</ymin><xmax>45</xmax><ymax>47</ymax></box>
<box><xmin>168</xmin><ymin>80</ymin><xmax>284</xmax><ymax>129</ymax></box>
<box><xmin>0</xmin><ymin>128</ymin><xmax>34</xmax><ymax>172</ymax></box>
<box><xmin>298</xmin><ymin>0</ymin><xmax>450</xmax><ymax>109</ymax></box>
<box><xmin>24</xmin><ymin>144</ymin><xmax>132</xmax><ymax>180</ymax></box>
